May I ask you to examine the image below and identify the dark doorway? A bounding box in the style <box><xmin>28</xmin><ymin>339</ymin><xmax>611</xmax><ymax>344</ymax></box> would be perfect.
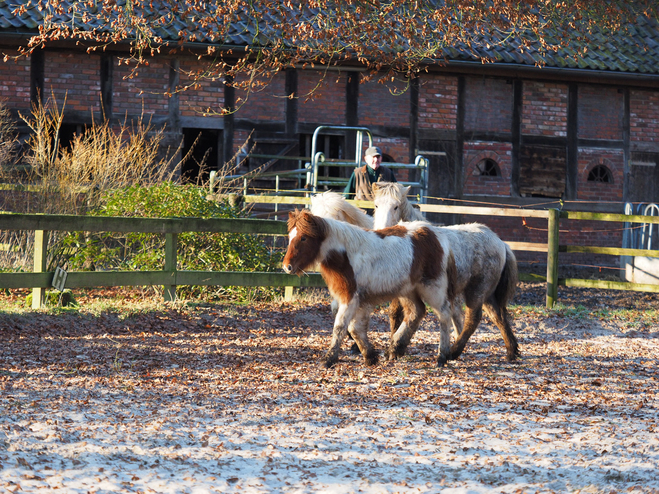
<box><xmin>182</xmin><ymin>128</ymin><xmax>220</xmax><ymax>184</ymax></box>
<box><xmin>58</xmin><ymin>123</ymin><xmax>83</xmax><ymax>152</ymax></box>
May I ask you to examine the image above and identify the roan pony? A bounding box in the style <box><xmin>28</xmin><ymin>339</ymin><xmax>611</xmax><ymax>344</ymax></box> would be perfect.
<box><xmin>283</xmin><ymin>209</ymin><xmax>457</xmax><ymax>368</ymax></box>
<box><xmin>372</xmin><ymin>182</ymin><xmax>519</xmax><ymax>362</ymax></box>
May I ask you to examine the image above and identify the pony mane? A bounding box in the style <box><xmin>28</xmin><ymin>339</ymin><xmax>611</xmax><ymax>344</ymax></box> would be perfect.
<box><xmin>288</xmin><ymin>209</ymin><xmax>328</xmax><ymax>239</ymax></box>
<box><xmin>373</xmin><ymin>182</ymin><xmax>425</xmax><ymax>222</ymax></box>
<box><xmin>310</xmin><ymin>191</ymin><xmax>374</xmax><ymax>229</ymax></box>
<box><xmin>291</xmin><ymin>208</ymin><xmax>379</xmax><ymax>255</ymax></box>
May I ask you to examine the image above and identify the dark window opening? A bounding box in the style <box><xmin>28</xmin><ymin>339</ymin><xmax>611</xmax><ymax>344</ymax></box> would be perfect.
<box><xmin>58</xmin><ymin>123</ymin><xmax>84</xmax><ymax>152</ymax></box>
<box><xmin>587</xmin><ymin>165</ymin><xmax>612</xmax><ymax>183</ymax></box>
<box><xmin>182</xmin><ymin>129</ymin><xmax>219</xmax><ymax>185</ymax></box>
<box><xmin>476</xmin><ymin>158</ymin><xmax>500</xmax><ymax>177</ymax></box>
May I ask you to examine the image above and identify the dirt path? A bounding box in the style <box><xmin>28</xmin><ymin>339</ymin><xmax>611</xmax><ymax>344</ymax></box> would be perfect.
<box><xmin>1</xmin><ymin>286</ymin><xmax>658</xmax><ymax>493</ymax></box>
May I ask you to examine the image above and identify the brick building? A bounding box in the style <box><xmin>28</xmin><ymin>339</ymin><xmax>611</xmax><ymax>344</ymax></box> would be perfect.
<box><xmin>1</xmin><ymin>3</ymin><xmax>658</xmax><ymax>269</ymax></box>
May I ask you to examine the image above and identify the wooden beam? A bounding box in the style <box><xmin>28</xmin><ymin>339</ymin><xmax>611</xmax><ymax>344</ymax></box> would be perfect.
<box><xmin>560</xmin><ymin>278</ymin><xmax>659</xmax><ymax>293</ymax></box>
<box><xmin>418</xmin><ymin>204</ymin><xmax>550</xmax><ymax>218</ymax></box>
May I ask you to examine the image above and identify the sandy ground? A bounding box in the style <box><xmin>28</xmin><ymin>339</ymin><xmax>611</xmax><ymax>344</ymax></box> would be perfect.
<box><xmin>1</xmin><ymin>286</ymin><xmax>658</xmax><ymax>493</ymax></box>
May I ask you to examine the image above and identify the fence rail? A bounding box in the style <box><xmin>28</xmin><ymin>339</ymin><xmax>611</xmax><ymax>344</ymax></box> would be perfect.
<box><xmin>2</xmin><ymin>197</ymin><xmax>659</xmax><ymax>309</ymax></box>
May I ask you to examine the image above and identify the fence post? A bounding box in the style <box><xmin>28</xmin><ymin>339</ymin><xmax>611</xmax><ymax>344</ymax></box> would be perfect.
<box><xmin>32</xmin><ymin>230</ymin><xmax>49</xmax><ymax>309</ymax></box>
<box><xmin>546</xmin><ymin>208</ymin><xmax>560</xmax><ymax>308</ymax></box>
<box><xmin>284</xmin><ymin>286</ymin><xmax>295</xmax><ymax>302</ymax></box>
<box><xmin>164</xmin><ymin>233</ymin><xmax>177</xmax><ymax>301</ymax></box>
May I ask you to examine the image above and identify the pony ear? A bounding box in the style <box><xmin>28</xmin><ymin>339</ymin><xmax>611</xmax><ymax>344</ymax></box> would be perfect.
<box><xmin>403</xmin><ymin>185</ymin><xmax>411</xmax><ymax>196</ymax></box>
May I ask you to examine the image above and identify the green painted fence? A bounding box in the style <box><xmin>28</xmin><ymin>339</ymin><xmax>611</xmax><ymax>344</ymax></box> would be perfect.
<box><xmin>2</xmin><ymin>201</ymin><xmax>659</xmax><ymax>309</ymax></box>
<box><xmin>0</xmin><ymin>213</ymin><xmax>324</xmax><ymax>308</ymax></box>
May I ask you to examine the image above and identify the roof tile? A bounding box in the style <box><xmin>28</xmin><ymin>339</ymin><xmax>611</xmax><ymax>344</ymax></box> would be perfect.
<box><xmin>0</xmin><ymin>0</ymin><xmax>657</xmax><ymax>75</ymax></box>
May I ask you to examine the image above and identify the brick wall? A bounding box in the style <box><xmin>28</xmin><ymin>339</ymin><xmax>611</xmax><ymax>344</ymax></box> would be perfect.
<box><xmin>522</xmin><ymin>81</ymin><xmax>568</xmax><ymax>137</ymax></box>
<box><xmin>578</xmin><ymin>85</ymin><xmax>623</xmax><ymax>140</ymax></box>
<box><xmin>358</xmin><ymin>76</ymin><xmax>409</xmax><ymax>128</ymax></box>
<box><xmin>0</xmin><ymin>50</ymin><xmax>30</xmax><ymax>109</ymax></box>
<box><xmin>576</xmin><ymin>148</ymin><xmax>624</xmax><ymax>202</ymax></box>
<box><xmin>464</xmin><ymin>77</ymin><xmax>513</xmax><ymax>133</ymax></box>
<box><xmin>114</xmin><ymin>58</ymin><xmax>170</xmax><ymax>118</ymax></box>
<box><xmin>462</xmin><ymin>141</ymin><xmax>513</xmax><ymax>196</ymax></box>
<box><xmin>418</xmin><ymin>75</ymin><xmax>458</xmax><ymax>131</ymax></box>
<box><xmin>233</xmin><ymin>72</ymin><xmax>286</xmax><ymax>122</ymax></box>
<box><xmin>630</xmin><ymin>89</ymin><xmax>659</xmax><ymax>145</ymax></box>
<box><xmin>298</xmin><ymin>70</ymin><xmax>346</xmax><ymax>125</ymax></box>
<box><xmin>178</xmin><ymin>58</ymin><xmax>225</xmax><ymax>117</ymax></box>
<box><xmin>44</xmin><ymin>51</ymin><xmax>101</xmax><ymax>113</ymax></box>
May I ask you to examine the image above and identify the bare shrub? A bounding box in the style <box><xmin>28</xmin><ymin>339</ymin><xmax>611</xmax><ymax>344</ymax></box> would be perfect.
<box><xmin>17</xmin><ymin>95</ymin><xmax>180</xmax><ymax>215</ymax></box>
<box><xmin>1</xmin><ymin>95</ymin><xmax>182</xmax><ymax>272</ymax></box>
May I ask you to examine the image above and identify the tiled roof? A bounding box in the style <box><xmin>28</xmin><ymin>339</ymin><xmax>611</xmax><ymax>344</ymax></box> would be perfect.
<box><xmin>1</xmin><ymin>0</ymin><xmax>658</xmax><ymax>76</ymax></box>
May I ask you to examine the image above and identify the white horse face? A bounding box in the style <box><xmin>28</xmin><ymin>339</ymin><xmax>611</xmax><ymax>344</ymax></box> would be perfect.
<box><xmin>373</xmin><ymin>193</ymin><xmax>403</xmax><ymax>230</ymax></box>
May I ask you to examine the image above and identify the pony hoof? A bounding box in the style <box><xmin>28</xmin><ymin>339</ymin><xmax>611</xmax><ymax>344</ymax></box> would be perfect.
<box><xmin>364</xmin><ymin>350</ymin><xmax>379</xmax><ymax>366</ymax></box>
<box><xmin>390</xmin><ymin>343</ymin><xmax>408</xmax><ymax>359</ymax></box>
<box><xmin>436</xmin><ymin>355</ymin><xmax>448</xmax><ymax>368</ymax></box>
<box><xmin>449</xmin><ymin>346</ymin><xmax>464</xmax><ymax>361</ymax></box>
<box><xmin>323</xmin><ymin>357</ymin><xmax>338</xmax><ymax>369</ymax></box>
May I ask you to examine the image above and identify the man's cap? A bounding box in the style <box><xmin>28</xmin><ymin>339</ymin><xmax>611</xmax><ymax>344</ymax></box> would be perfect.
<box><xmin>364</xmin><ymin>146</ymin><xmax>382</xmax><ymax>157</ymax></box>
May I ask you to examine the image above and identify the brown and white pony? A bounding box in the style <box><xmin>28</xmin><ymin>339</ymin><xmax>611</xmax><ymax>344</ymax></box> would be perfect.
<box><xmin>372</xmin><ymin>182</ymin><xmax>519</xmax><ymax>362</ymax></box>
<box><xmin>310</xmin><ymin>191</ymin><xmax>463</xmax><ymax>344</ymax></box>
<box><xmin>283</xmin><ymin>209</ymin><xmax>455</xmax><ymax>368</ymax></box>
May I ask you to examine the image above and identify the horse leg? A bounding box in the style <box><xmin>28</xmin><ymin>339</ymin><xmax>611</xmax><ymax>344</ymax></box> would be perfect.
<box><xmin>386</xmin><ymin>295</ymin><xmax>426</xmax><ymax>360</ymax></box>
<box><xmin>332</xmin><ymin>298</ymin><xmax>361</xmax><ymax>355</ymax></box>
<box><xmin>388</xmin><ymin>298</ymin><xmax>405</xmax><ymax>337</ymax></box>
<box><xmin>347</xmin><ymin>306</ymin><xmax>379</xmax><ymax>366</ymax></box>
<box><xmin>449</xmin><ymin>304</ymin><xmax>483</xmax><ymax>361</ymax></box>
<box><xmin>419</xmin><ymin>289</ymin><xmax>453</xmax><ymax>367</ymax></box>
<box><xmin>324</xmin><ymin>298</ymin><xmax>359</xmax><ymax>368</ymax></box>
<box><xmin>484</xmin><ymin>299</ymin><xmax>519</xmax><ymax>362</ymax></box>
<box><xmin>450</xmin><ymin>298</ymin><xmax>464</xmax><ymax>340</ymax></box>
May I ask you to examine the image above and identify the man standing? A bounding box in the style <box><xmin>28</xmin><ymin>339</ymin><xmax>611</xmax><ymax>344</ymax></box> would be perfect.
<box><xmin>343</xmin><ymin>146</ymin><xmax>397</xmax><ymax>200</ymax></box>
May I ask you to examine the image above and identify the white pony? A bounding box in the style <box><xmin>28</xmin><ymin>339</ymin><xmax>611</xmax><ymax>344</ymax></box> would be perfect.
<box><xmin>372</xmin><ymin>183</ymin><xmax>424</xmax><ymax>230</ymax></box>
<box><xmin>372</xmin><ymin>182</ymin><xmax>520</xmax><ymax>362</ymax></box>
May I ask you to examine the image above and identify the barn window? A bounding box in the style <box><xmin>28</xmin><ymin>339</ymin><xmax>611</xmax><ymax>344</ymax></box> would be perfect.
<box><xmin>519</xmin><ymin>145</ymin><xmax>567</xmax><ymax>198</ymax></box>
<box><xmin>476</xmin><ymin>158</ymin><xmax>500</xmax><ymax>177</ymax></box>
<box><xmin>587</xmin><ymin>165</ymin><xmax>612</xmax><ymax>183</ymax></box>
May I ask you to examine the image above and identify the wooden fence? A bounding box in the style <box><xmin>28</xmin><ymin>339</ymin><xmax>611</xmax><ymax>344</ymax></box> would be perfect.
<box><xmin>0</xmin><ymin>213</ymin><xmax>324</xmax><ymax>309</ymax></box>
<box><xmin>2</xmin><ymin>198</ymin><xmax>659</xmax><ymax>309</ymax></box>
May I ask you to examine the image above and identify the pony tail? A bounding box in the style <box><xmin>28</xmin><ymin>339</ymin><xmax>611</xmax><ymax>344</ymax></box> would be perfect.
<box><xmin>495</xmin><ymin>244</ymin><xmax>518</xmax><ymax>307</ymax></box>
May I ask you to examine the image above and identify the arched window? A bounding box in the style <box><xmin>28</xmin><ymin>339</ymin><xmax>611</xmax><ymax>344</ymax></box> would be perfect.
<box><xmin>587</xmin><ymin>165</ymin><xmax>613</xmax><ymax>183</ymax></box>
<box><xmin>476</xmin><ymin>158</ymin><xmax>500</xmax><ymax>177</ymax></box>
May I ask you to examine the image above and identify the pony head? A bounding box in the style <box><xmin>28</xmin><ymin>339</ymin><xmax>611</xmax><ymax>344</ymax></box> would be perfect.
<box><xmin>283</xmin><ymin>209</ymin><xmax>328</xmax><ymax>275</ymax></box>
<box><xmin>372</xmin><ymin>182</ymin><xmax>412</xmax><ymax>229</ymax></box>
